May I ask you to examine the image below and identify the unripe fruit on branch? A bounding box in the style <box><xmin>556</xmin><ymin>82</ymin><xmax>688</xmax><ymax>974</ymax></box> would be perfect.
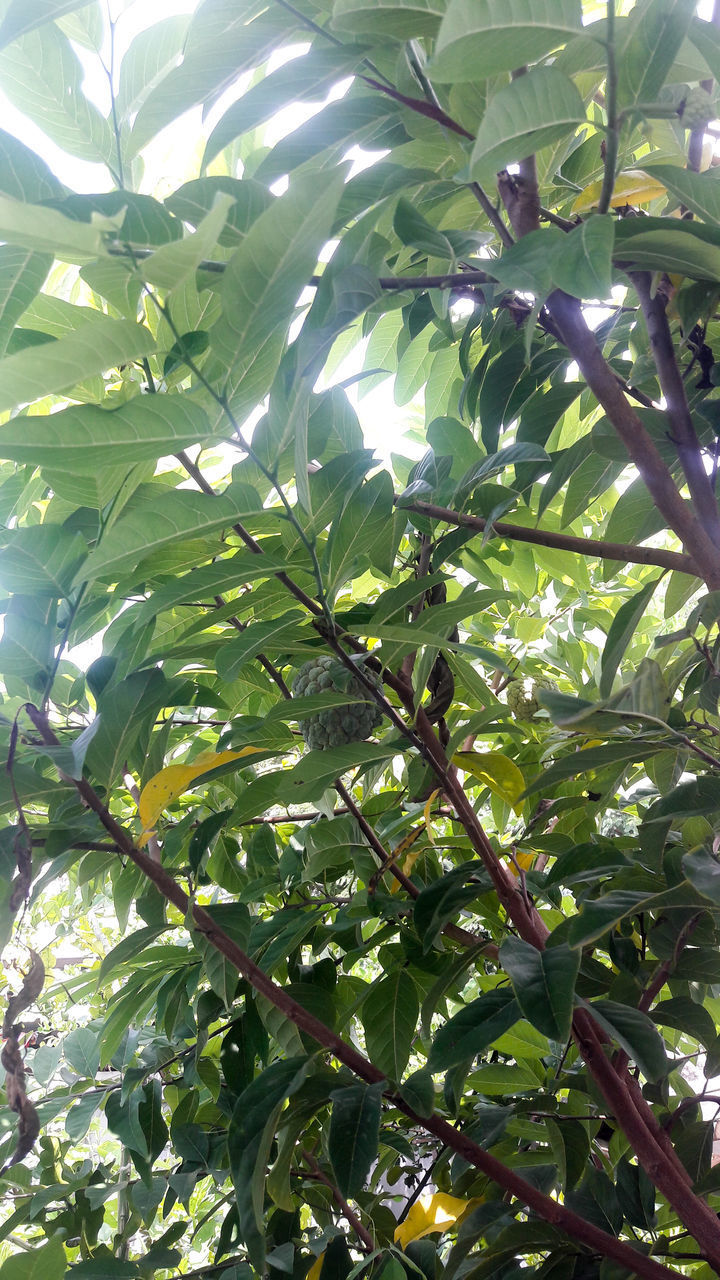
<box><xmin>292</xmin><ymin>655</ymin><xmax>383</xmax><ymax>750</ymax></box>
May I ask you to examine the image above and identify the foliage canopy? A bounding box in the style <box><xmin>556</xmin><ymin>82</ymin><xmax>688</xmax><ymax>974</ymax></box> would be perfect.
<box><xmin>3</xmin><ymin>2</ymin><xmax>720</xmax><ymax>1279</ymax></box>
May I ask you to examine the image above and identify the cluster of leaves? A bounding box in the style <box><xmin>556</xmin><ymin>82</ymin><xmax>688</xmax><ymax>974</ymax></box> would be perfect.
<box><xmin>3</xmin><ymin>2</ymin><xmax>720</xmax><ymax>1280</ymax></box>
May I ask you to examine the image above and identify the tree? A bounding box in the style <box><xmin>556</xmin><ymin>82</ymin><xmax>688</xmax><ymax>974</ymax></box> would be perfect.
<box><xmin>3</xmin><ymin>0</ymin><xmax>720</xmax><ymax>1276</ymax></box>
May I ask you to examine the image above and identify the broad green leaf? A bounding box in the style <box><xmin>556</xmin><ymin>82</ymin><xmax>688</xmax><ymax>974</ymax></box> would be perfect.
<box><xmin>362</xmin><ymin>971</ymin><xmax>419</xmax><ymax>1081</ymax></box>
<box><xmin>394</xmin><ymin>198</ymin><xmax>454</xmax><ymax>259</ymax></box>
<box><xmin>0</xmin><ymin>24</ymin><xmax>114</xmax><ymax>167</ymax></box>
<box><xmin>204</xmin><ymin>45</ymin><xmax>364</xmax><ymax>167</ymax></box>
<box><xmin>116</xmin><ymin>16</ymin><xmax>189</xmax><ymax>123</ymax></box>
<box><xmin>331</xmin><ymin>0</ymin><xmax>446</xmax><ymax>38</ymax></box>
<box><xmin>138</xmin><ymin>195</ymin><xmax>234</xmax><ymax>291</ymax></box>
<box><xmin>98</xmin><ymin>925</ymin><xmax>173</xmax><ymax>983</ymax></box>
<box><xmin>453</xmin><ymin>751</ymin><xmax>525</xmax><ymax>815</ymax></box>
<box><xmin>499</xmin><ymin>938</ymin><xmax>580</xmax><ymax>1042</ymax></box>
<box><xmin>0</xmin><ymin>316</ymin><xmax>155</xmax><ymax>412</ymax></box>
<box><xmin>83</xmin><ymin>668</ymin><xmax>169</xmax><ymax>790</ymax></box>
<box><xmin>326</xmin><ymin>469</ymin><xmax>395</xmax><ymax>595</ymax></box>
<box><xmin>0</xmin><ymin>247</ymin><xmax>51</xmax><ymax>356</ymax></box>
<box><xmin>75</xmin><ymin>486</ymin><xmax>262</xmax><ymax>585</ymax></box>
<box><xmin>431</xmin><ymin>0</ymin><xmax>582</xmax><ymax>83</ymax></box>
<box><xmin>641</xmin><ymin>163</ymin><xmax>720</xmax><ymax>226</ymax></box>
<box><xmin>616</xmin><ymin>0</ymin><xmax>693</xmax><ymax>108</ymax></box>
<box><xmin>0</xmin><ymin>395</ymin><xmax>215</xmax><ymax>472</ymax></box>
<box><xmin>0</xmin><ymin>0</ymin><xmax>89</xmax><ymax>48</ymax></box>
<box><xmin>0</xmin><ymin>193</ymin><xmax>114</xmax><ymax>262</ymax></box>
<box><xmin>567</xmin><ymin>884</ymin><xmax>702</xmax><ymax>947</ymax></box>
<box><xmin>216</xmin><ymin>613</ymin><xmax>306</xmax><ymax>683</ymax></box>
<box><xmin>329</xmin><ymin>1081</ymin><xmax>383</xmax><ymax>1197</ymax></box>
<box><xmin>0</xmin><ymin>129</ymin><xmax>64</xmax><ymax>202</ymax></box>
<box><xmin>428</xmin><ymin>990</ymin><xmax>520</xmax><ymax>1071</ymax></box>
<box><xmin>0</xmin><ymin>526</ymin><xmax>86</xmax><ymax>596</ymax></box>
<box><xmin>228</xmin><ymin>1057</ymin><xmax>309</xmax><ymax>1270</ymax></box>
<box><xmin>585</xmin><ymin>1000</ymin><xmax>668</xmax><ymax>1082</ymax></box>
<box><xmin>63</xmin><ymin>1027</ymin><xmax>100</xmax><ymax>1078</ymax></box>
<box><xmin>599</xmin><ymin>578</ymin><xmax>661</xmax><ymax>698</ymax></box>
<box><xmin>682</xmin><ymin>847</ymin><xmax>720</xmax><ymax>903</ymax></box>
<box><xmin>471</xmin><ymin>68</ymin><xmax>585</xmax><ymax>184</ymax></box>
<box><xmin>0</xmin><ymin>1235</ymin><xmax>66</xmax><ymax>1279</ymax></box>
<box><xmin>615</xmin><ymin>223</ymin><xmax>720</xmax><ymax>279</ymax></box>
<box><xmin>210</xmin><ymin>169</ymin><xmax>346</xmax><ymax>419</ymax></box>
<box><xmin>549</xmin><ymin>216</ymin><xmax>614</xmax><ymax>300</ymax></box>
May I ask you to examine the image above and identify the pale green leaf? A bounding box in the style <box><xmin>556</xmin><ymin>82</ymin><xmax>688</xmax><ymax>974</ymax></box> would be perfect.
<box><xmin>0</xmin><ymin>194</ymin><xmax>114</xmax><ymax>262</ymax></box>
<box><xmin>0</xmin><ymin>247</ymin><xmax>51</xmax><ymax>356</ymax></box>
<box><xmin>139</xmin><ymin>194</ymin><xmax>234</xmax><ymax>291</ymax></box>
<box><xmin>431</xmin><ymin>0</ymin><xmax>582</xmax><ymax>83</ymax></box>
<box><xmin>471</xmin><ymin>68</ymin><xmax>585</xmax><ymax>183</ymax></box>
<box><xmin>332</xmin><ymin>0</ymin><xmax>446</xmax><ymax>38</ymax></box>
<box><xmin>116</xmin><ymin>16</ymin><xmax>189</xmax><ymax>124</ymax></box>
<box><xmin>0</xmin><ymin>316</ymin><xmax>155</xmax><ymax>412</ymax></box>
<box><xmin>0</xmin><ymin>0</ymin><xmax>89</xmax><ymax>48</ymax></box>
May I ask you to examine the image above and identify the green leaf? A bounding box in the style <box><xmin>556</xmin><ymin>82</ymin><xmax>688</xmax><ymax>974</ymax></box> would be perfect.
<box><xmin>326</xmin><ymin>470</ymin><xmax>395</xmax><ymax>595</ymax></box>
<box><xmin>228</xmin><ymin>1057</ymin><xmax>310</xmax><ymax>1271</ymax></box>
<box><xmin>116</xmin><ymin>16</ymin><xmax>189</xmax><ymax>123</ymax></box>
<box><xmin>0</xmin><ymin>395</ymin><xmax>216</xmax><ymax>472</ymax></box>
<box><xmin>682</xmin><ymin>847</ymin><xmax>720</xmax><ymax>903</ymax></box>
<box><xmin>0</xmin><ymin>316</ymin><xmax>155</xmax><ymax>412</ymax></box>
<box><xmin>616</xmin><ymin>0</ymin><xmax>693</xmax><ymax>108</ymax></box>
<box><xmin>499</xmin><ymin>939</ymin><xmax>579</xmax><ymax>1042</ymax></box>
<box><xmin>210</xmin><ymin>169</ymin><xmax>346</xmax><ymax>420</ymax></box>
<box><xmin>0</xmin><ymin>526</ymin><xmax>86</xmax><ymax>596</ymax></box>
<box><xmin>63</xmin><ymin>1027</ymin><xmax>100</xmax><ymax>1078</ymax></box>
<box><xmin>585</xmin><ymin>1000</ymin><xmax>668</xmax><ymax>1082</ymax></box>
<box><xmin>428</xmin><ymin>990</ymin><xmax>520</xmax><ymax>1071</ymax></box>
<box><xmin>0</xmin><ymin>24</ymin><xmax>114</xmax><ymax>167</ymax></box>
<box><xmin>0</xmin><ymin>247</ymin><xmax>51</xmax><ymax>357</ymax></box>
<box><xmin>430</xmin><ymin>0</ymin><xmax>582</xmax><ymax>82</ymax></box>
<box><xmin>329</xmin><ymin>1081</ymin><xmax>384</xmax><ymax>1197</ymax></box>
<box><xmin>615</xmin><ymin>224</ymin><xmax>720</xmax><ymax>280</ymax></box>
<box><xmin>599</xmin><ymin>578</ymin><xmax>661</xmax><ymax>698</ymax></box>
<box><xmin>83</xmin><ymin>668</ymin><xmax>169</xmax><ymax>789</ymax></box>
<box><xmin>0</xmin><ymin>0</ymin><xmax>89</xmax><ymax>48</ymax></box>
<box><xmin>0</xmin><ymin>1235</ymin><xmax>66</xmax><ymax>1279</ymax></box>
<box><xmin>470</xmin><ymin>68</ymin><xmax>585</xmax><ymax>184</ymax></box>
<box><xmin>550</xmin><ymin>216</ymin><xmax>614</xmax><ymax>299</ymax></box>
<box><xmin>362</xmin><ymin>971</ymin><xmax>419</xmax><ymax>1081</ymax></box>
<box><xmin>0</xmin><ymin>193</ymin><xmax>113</xmax><ymax>262</ymax></box>
<box><xmin>98</xmin><ymin>925</ymin><xmax>173</xmax><ymax>983</ymax></box>
<box><xmin>641</xmin><ymin>162</ymin><xmax>720</xmax><ymax>226</ymax></box>
<box><xmin>393</xmin><ymin>198</ymin><xmax>454</xmax><ymax>259</ymax></box>
<box><xmin>216</xmin><ymin>612</ymin><xmax>305</xmax><ymax>681</ymax></box>
<box><xmin>75</xmin><ymin>486</ymin><xmax>262</xmax><ymax>586</ymax></box>
<box><xmin>139</xmin><ymin>194</ymin><xmax>234</xmax><ymax>291</ymax></box>
<box><xmin>331</xmin><ymin>0</ymin><xmax>446</xmax><ymax>38</ymax></box>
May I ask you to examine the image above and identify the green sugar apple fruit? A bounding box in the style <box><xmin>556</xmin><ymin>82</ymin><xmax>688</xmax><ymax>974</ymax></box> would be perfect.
<box><xmin>292</xmin><ymin>655</ymin><xmax>383</xmax><ymax>750</ymax></box>
<box><xmin>682</xmin><ymin>87</ymin><xmax>716</xmax><ymax>131</ymax></box>
<box><xmin>506</xmin><ymin>677</ymin><xmax>551</xmax><ymax>722</ymax></box>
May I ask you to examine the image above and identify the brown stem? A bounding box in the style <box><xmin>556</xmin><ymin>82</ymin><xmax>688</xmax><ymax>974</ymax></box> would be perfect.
<box><xmin>402</xmin><ymin>501</ymin><xmax>699</xmax><ymax>576</ymax></box>
<box><xmin>545</xmin><ymin>291</ymin><xmax>720</xmax><ymax>589</ymax></box>
<box><xmin>24</xmin><ymin>707</ymin><xmax>683</xmax><ymax>1280</ymax></box>
<box><xmin>301</xmin><ymin>1151</ymin><xmax>375</xmax><ymax>1252</ymax></box>
<box><xmin>630</xmin><ymin>273</ymin><xmax>720</xmax><ymax>547</ymax></box>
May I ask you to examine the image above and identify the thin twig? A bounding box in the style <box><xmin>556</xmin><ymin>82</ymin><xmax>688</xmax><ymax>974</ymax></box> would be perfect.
<box><xmin>597</xmin><ymin>0</ymin><xmax>618</xmax><ymax>214</ymax></box>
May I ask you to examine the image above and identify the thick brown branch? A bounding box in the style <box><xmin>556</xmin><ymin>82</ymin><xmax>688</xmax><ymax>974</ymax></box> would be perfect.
<box><xmin>402</xmin><ymin>500</ymin><xmax>699</xmax><ymax>576</ymax></box>
<box><xmin>630</xmin><ymin>272</ymin><xmax>720</xmax><ymax>547</ymax></box>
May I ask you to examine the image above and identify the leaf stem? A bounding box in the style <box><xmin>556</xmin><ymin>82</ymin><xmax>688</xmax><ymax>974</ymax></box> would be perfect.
<box><xmin>597</xmin><ymin>0</ymin><xmax>618</xmax><ymax>215</ymax></box>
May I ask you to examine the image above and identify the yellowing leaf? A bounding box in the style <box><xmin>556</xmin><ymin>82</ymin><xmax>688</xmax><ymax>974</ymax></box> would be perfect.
<box><xmin>509</xmin><ymin>851</ymin><xmax>536</xmax><ymax>878</ymax></box>
<box><xmin>138</xmin><ymin>747</ymin><xmax>264</xmax><ymax>836</ymax></box>
<box><xmin>394</xmin><ymin>1193</ymin><xmax>481</xmax><ymax>1250</ymax></box>
<box><xmin>453</xmin><ymin>751</ymin><xmax>525</xmax><ymax>815</ymax></box>
<box><xmin>306</xmin><ymin>1253</ymin><xmax>325</xmax><ymax>1280</ymax></box>
<box><xmin>423</xmin><ymin>788</ymin><xmax>440</xmax><ymax>844</ymax></box>
<box><xmin>389</xmin><ymin>825</ymin><xmax>425</xmax><ymax>895</ymax></box>
<box><xmin>572</xmin><ymin>170</ymin><xmax>667</xmax><ymax>213</ymax></box>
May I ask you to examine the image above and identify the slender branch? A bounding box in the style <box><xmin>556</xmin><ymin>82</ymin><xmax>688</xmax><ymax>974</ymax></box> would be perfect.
<box><xmin>630</xmin><ymin>273</ymin><xmax>720</xmax><ymax>547</ymax></box>
<box><xmin>401</xmin><ymin>500</ymin><xmax>699</xmax><ymax>576</ymax></box>
<box><xmin>301</xmin><ymin>1151</ymin><xmax>375</xmax><ymax>1252</ymax></box>
<box><xmin>545</xmin><ymin>290</ymin><xmax>720</xmax><ymax>589</ymax></box>
<box><xmin>22</xmin><ymin>706</ymin><xmax>684</xmax><ymax>1280</ymax></box>
<box><xmin>597</xmin><ymin>0</ymin><xmax>618</xmax><ymax>214</ymax></box>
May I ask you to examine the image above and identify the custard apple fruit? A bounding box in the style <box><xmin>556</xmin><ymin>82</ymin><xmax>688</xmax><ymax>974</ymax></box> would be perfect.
<box><xmin>506</xmin><ymin>677</ymin><xmax>551</xmax><ymax>722</ymax></box>
<box><xmin>682</xmin><ymin>87</ymin><xmax>716</xmax><ymax>131</ymax></box>
<box><xmin>292</xmin><ymin>655</ymin><xmax>383</xmax><ymax>750</ymax></box>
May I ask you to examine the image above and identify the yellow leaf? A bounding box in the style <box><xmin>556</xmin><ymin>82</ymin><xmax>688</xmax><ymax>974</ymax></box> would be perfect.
<box><xmin>453</xmin><ymin>751</ymin><xmax>525</xmax><ymax>816</ymax></box>
<box><xmin>572</xmin><ymin>169</ymin><xmax>667</xmax><ymax>213</ymax></box>
<box><xmin>138</xmin><ymin>746</ymin><xmax>264</xmax><ymax>836</ymax></box>
<box><xmin>423</xmin><ymin>788</ymin><xmax>440</xmax><ymax>845</ymax></box>
<box><xmin>389</xmin><ymin>826</ymin><xmax>425</xmax><ymax>895</ymax></box>
<box><xmin>509</xmin><ymin>851</ymin><xmax>535</xmax><ymax>878</ymax></box>
<box><xmin>306</xmin><ymin>1253</ymin><xmax>325</xmax><ymax>1280</ymax></box>
<box><xmin>394</xmin><ymin>1193</ymin><xmax>481</xmax><ymax>1250</ymax></box>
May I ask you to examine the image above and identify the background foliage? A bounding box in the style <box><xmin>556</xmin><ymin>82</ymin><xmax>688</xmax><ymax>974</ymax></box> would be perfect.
<box><xmin>4</xmin><ymin>1</ymin><xmax>720</xmax><ymax>1278</ymax></box>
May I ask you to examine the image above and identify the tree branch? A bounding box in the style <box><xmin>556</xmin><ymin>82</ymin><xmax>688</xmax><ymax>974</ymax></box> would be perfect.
<box><xmin>630</xmin><ymin>272</ymin><xmax>720</xmax><ymax>547</ymax></box>
<box><xmin>22</xmin><ymin>705</ymin><xmax>685</xmax><ymax>1280</ymax></box>
<box><xmin>545</xmin><ymin>290</ymin><xmax>720</xmax><ymax>589</ymax></box>
<box><xmin>401</xmin><ymin>500</ymin><xmax>699</xmax><ymax>576</ymax></box>
<box><xmin>597</xmin><ymin>0</ymin><xmax>618</xmax><ymax>214</ymax></box>
<box><xmin>301</xmin><ymin>1150</ymin><xmax>375</xmax><ymax>1252</ymax></box>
